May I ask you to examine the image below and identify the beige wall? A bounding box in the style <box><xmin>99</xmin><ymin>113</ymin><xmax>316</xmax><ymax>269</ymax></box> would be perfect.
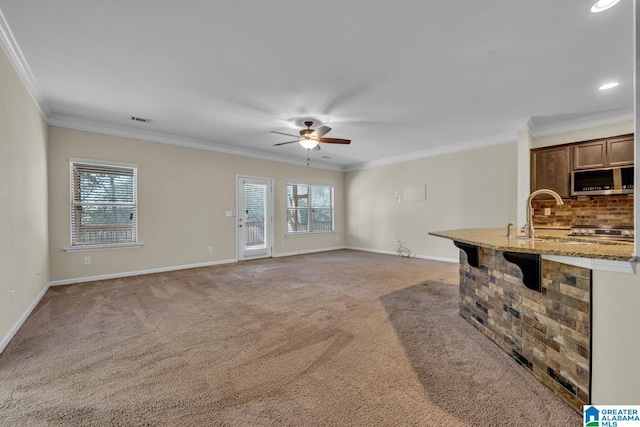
<box><xmin>345</xmin><ymin>142</ymin><xmax>518</xmax><ymax>260</ymax></box>
<box><xmin>592</xmin><ymin>270</ymin><xmax>640</xmax><ymax>404</ymax></box>
<box><xmin>3</xmin><ymin>20</ymin><xmax>638</xmax><ymax>402</ymax></box>
<box><xmin>346</xmin><ymin>126</ymin><xmax>639</xmax><ymax>403</ymax></box>
<box><xmin>48</xmin><ymin>127</ymin><xmax>344</xmax><ymax>282</ymax></box>
<box><xmin>0</xmin><ymin>49</ymin><xmax>49</xmax><ymax>347</ymax></box>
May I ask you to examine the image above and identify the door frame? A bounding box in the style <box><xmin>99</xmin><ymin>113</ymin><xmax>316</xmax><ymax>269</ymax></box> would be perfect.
<box><xmin>236</xmin><ymin>175</ymin><xmax>274</xmax><ymax>261</ymax></box>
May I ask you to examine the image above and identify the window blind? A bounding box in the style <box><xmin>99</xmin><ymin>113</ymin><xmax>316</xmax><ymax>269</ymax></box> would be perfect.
<box><xmin>70</xmin><ymin>161</ymin><xmax>138</xmax><ymax>246</ymax></box>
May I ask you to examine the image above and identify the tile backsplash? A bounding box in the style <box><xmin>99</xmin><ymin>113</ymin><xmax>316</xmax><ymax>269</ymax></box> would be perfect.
<box><xmin>531</xmin><ymin>195</ymin><xmax>634</xmax><ymax>228</ymax></box>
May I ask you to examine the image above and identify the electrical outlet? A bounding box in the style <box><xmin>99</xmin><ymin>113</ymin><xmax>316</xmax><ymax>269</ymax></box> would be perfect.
<box><xmin>32</xmin><ymin>272</ymin><xmax>41</xmax><ymax>288</ymax></box>
<box><xmin>395</xmin><ymin>238</ymin><xmax>405</xmax><ymax>246</ymax></box>
<box><xmin>208</xmin><ymin>246</ymin><xmax>213</xmax><ymax>254</ymax></box>
<box><xmin>544</xmin><ymin>208</ymin><xmax>551</xmax><ymax>216</ymax></box>
<box><xmin>84</xmin><ymin>256</ymin><xmax>91</xmax><ymax>265</ymax></box>
<box><xmin>10</xmin><ymin>290</ymin><xmax>15</xmax><ymax>305</ymax></box>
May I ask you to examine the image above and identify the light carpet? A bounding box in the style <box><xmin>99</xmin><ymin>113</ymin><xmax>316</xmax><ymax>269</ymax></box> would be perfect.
<box><xmin>0</xmin><ymin>250</ymin><xmax>580</xmax><ymax>426</ymax></box>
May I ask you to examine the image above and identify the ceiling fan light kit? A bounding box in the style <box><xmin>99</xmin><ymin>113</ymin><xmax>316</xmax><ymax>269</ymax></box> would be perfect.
<box><xmin>271</xmin><ymin>121</ymin><xmax>351</xmax><ymax>155</ymax></box>
<box><xmin>298</xmin><ymin>138</ymin><xmax>319</xmax><ymax>149</ymax></box>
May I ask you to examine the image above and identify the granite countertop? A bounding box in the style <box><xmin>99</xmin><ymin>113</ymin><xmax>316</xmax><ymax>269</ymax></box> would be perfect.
<box><xmin>429</xmin><ymin>228</ymin><xmax>635</xmax><ymax>261</ymax></box>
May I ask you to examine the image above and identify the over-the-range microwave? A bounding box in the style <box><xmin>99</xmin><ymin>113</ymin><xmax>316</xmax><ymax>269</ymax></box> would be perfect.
<box><xmin>571</xmin><ymin>166</ymin><xmax>634</xmax><ymax>196</ymax></box>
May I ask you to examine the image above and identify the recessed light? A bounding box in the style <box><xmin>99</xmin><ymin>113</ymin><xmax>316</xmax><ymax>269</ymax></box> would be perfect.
<box><xmin>599</xmin><ymin>82</ymin><xmax>619</xmax><ymax>90</ymax></box>
<box><xmin>591</xmin><ymin>0</ymin><xmax>620</xmax><ymax>13</ymax></box>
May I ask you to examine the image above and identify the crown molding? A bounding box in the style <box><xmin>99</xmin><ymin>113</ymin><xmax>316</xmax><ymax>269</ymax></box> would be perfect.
<box><xmin>43</xmin><ymin>108</ymin><xmax>636</xmax><ymax>174</ymax></box>
<box><xmin>345</xmin><ymin>131</ymin><xmax>517</xmax><ymax>172</ymax></box>
<box><xmin>0</xmin><ymin>7</ymin><xmax>51</xmax><ymax>117</ymax></box>
<box><xmin>345</xmin><ymin>108</ymin><xmax>634</xmax><ymax>172</ymax></box>
<box><xmin>48</xmin><ymin>114</ymin><xmax>346</xmax><ymax>172</ymax></box>
<box><xmin>527</xmin><ymin>108</ymin><xmax>634</xmax><ymax>138</ymax></box>
<box><xmin>2</xmin><ymin>0</ymin><xmax>631</xmax><ymax>176</ymax></box>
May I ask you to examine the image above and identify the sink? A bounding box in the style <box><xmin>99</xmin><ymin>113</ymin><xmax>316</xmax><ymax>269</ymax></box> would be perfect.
<box><xmin>518</xmin><ymin>236</ymin><xmax>600</xmax><ymax>245</ymax></box>
<box><xmin>549</xmin><ymin>239</ymin><xmax>598</xmax><ymax>245</ymax></box>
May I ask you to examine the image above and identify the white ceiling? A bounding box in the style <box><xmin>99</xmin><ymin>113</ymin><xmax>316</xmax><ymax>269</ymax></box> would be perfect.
<box><xmin>0</xmin><ymin>0</ymin><xmax>634</xmax><ymax>170</ymax></box>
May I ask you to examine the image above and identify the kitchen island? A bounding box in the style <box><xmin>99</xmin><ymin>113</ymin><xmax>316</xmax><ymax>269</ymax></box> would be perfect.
<box><xmin>430</xmin><ymin>228</ymin><xmax>634</xmax><ymax>411</ymax></box>
<box><xmin>430</xmin><ymin>228</ymin><xmax>634</xmax><ymax>261</ymax></box>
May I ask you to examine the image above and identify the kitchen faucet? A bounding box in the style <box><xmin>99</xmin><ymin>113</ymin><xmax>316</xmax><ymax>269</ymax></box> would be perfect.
<box><xmin>523</xmin><ymin>189</ymin><xmax>564</xmax><ymax>239</ymax></box>
<box><xmin>506</xmin><ymin>221</ymin><xmax>514</xmax><ymax>238</ymax></box>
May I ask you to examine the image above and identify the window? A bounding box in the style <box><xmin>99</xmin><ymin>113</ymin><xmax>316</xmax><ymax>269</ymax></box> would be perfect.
<box><xmin>287</xmin><ymin>183</ymin><xmax>334</xmax><ymax>233</ymax></box>
<box><xmin>69</xmin><ymin>159</ymin><xmax>138</xmax><ymax>249</ymax></box>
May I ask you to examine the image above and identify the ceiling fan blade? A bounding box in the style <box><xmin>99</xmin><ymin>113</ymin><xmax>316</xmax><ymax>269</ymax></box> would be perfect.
<box><xmin>311</xmin><ymin>126</ymin><xmax>332</xmax><ymax>138</ymax></box>
<box><xmin>273</xmin><ymin>140</ymin><xmax>299</xmax><ymax>146</ymax></box>
<box><xmin>319</xmin><ymin>137</ymin><xmax>351</xmax><ymax>144</ymax></box>
<box><xmin>270</xmin><ymin>131</ymin><xmax>300</xmax><ymax>138</ymax></box>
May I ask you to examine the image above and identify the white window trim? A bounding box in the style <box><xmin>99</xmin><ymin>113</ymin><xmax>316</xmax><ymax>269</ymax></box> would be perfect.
<box><xmin>64</xmin><ymin>242</ymin><xmax>143</xmax><ymax>253</ymax></box>
<box><xmin>285</xmin><ymin>231</ymin><xmax>337</xmax><ymax>238</ymax></box>
<box><xmin>66</xmin><ymin>158</ymin><xmax>141</xmax><ymax>251</ymax></box>
<box><xmin>285</xmin><ymin>182</ymin><xmax>335</xmax><ymax>235</ymax></box>
<box><xmin>69</xmin><ymin>157</ymin><xmax>139</xmax><ymax>169</ymax></box>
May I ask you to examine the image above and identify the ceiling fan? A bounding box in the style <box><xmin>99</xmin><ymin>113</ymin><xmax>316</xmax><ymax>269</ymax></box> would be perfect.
<box><xmin>271</xmin><ymin>121</ymin><xmax>351</xmax><ymax>151</ymax></box>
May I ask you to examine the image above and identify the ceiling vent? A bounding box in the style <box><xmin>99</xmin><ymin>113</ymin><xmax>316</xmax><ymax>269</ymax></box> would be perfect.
<box><xmin>131</xmin><ymin>116</ymin><xmax>152</xmax><ymax>123</ymax></box>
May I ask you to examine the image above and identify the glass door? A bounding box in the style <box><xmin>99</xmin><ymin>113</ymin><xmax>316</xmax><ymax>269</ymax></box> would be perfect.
<box><xmin>237</xmin><ymin>176</ymin><xmax>273</xmax><ymax>260</ymax></box>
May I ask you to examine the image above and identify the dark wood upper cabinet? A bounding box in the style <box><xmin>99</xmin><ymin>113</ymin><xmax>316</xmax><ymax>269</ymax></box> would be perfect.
<box><xmin>607</xmin><ymin>135</ymin><xmax>635</xmax><ymax>167</ymax></box>
<box><xmin>531</xmin><ymin>145</ymin><xmax>571</xmax><ymax>198</ymax></box>
<box><xmin>573</xmin><ymin>134</ymin><xmax>634</xmax><ymax>170</ymax></box>
<box><xmin>573</xmin><ymin>141</ymin><xmax>606</xmax><ymax>170</ymax></box>
<box><xmin>531</xmin><ymin>134</ymin><xmax>634</xmax><ymax>199</ymax></box>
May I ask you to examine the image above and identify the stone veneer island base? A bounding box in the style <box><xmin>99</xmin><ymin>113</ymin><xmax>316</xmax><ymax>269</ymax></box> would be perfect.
<box><xmin>458</xmin><ymin>247</ymin><xmax>590</xmax><ymax>411</ymax></box>
<box><xmin>431</xmin><ymin>228</ymin><xmax>635</xmax><ymax>412</ymax></box>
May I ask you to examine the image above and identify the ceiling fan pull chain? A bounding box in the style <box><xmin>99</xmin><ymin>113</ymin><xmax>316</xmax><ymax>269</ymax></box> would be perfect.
<box><xmin>307</xmin><ymin>149</ymin><xmax>310</xmax><ymax>166</ymax></box>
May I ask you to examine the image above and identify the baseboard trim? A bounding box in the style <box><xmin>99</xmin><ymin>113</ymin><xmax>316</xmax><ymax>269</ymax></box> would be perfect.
<box><xmin>1</xmin><ymin>249</ymin><xmax>458</xmax><ymax>354</ymax></box>
<box><xmin>345</xmin><ymin>246</ymin><xmax>458</xmax><ymax>264</ymax></box>
<box><xmin>47</xmin><ymin>248</ymin><xmax>458</xmax><ymax>287</ymax></box>
<box><xmin>345</xmin><ymin>246</ymin><xmax>397</xmax><ymax>256</ymax></box>
<box><xmin>415</xmin><ymin>254</ymin><xmax>459</xmax><ymax>264</ymax></box>
<box><xmin>48</xmin><ymin>259</ymin><xmax>237</xmax><ymax>287</ymax></box>
<box><xmin>273</xmin><ymin>246</ymin><xmax>347</xmax><ymax>258</ymax></box>
<box><xmin>0</xmin><ymin>283</ymin><xmax>50</xmax><ymax>354</ymax></box>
